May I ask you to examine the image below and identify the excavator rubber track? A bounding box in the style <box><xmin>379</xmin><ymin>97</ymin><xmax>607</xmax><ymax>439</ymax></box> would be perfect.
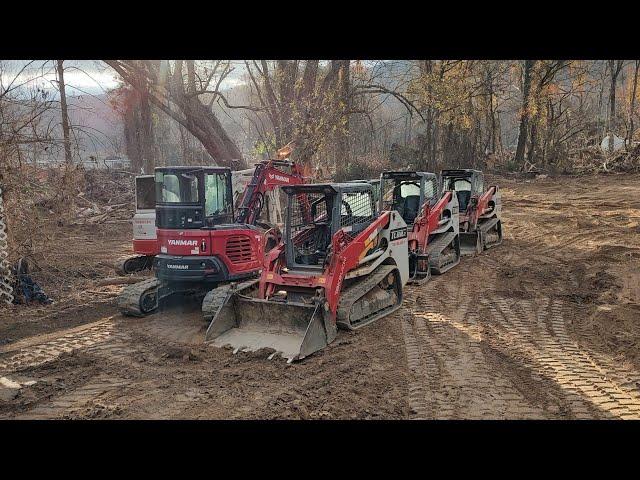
<box><xmin>117</xmin><ymin>277</ymin><xmax>161</xmax><ymax>317</ymax></box>
<box><xmin>336</xmin><ymin>264</ymin><xmax>402</xmax><ymax>330</ymax></box>
<box><xmin>202</xmin><ymin>279</ymin><xmax>260</xmax><ymax>327</ymax></box>
<box><xmin>427</xmin><ymin>231</ymin><xmax>461</xmax><ymax>275</ymax></box>
<box><xmin>115</xmin><ymin>255</ymin><xmax>154</xmax><ymax>276</ymax></box>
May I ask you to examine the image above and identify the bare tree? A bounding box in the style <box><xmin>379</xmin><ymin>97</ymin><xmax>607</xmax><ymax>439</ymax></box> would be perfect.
<box><xmin>607</xmin><ymin>60</ymin><xmax>625</xmax><ymax>153</ymax></box>
<box><xmin>56</xmin><ymin>60</ymin><xmax>72</xmax><ymax>164</ymax></box>
<box><xmin>626</xmin><ymin>60</ymin><xmax>639</xmax><ymax>148</ymax></box>
<box><xmin>105</xmin><ymin>60</ymin><xmax>246</xmax><ymax>169</ymax></box>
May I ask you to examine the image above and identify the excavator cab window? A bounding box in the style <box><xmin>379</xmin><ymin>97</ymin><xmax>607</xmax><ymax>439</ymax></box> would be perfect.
<box><xmin>155</xmin><ymin>168</ymin><xmax>233</xmax><ymax>229</ymax></box>
<box><xmin>156</xmin><ymin>172</ymin><xmax>199</xmax><ymax>203</ymax></box>
<box><xmin>204</xmin><ymin>172</ymin><xmax>233</xmax><ymax>225</ymax></box>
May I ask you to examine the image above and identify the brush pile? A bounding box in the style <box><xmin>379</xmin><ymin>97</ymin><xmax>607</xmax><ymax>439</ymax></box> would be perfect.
<box><xmin>571</xmin><ymin>144</ymin><xmax>640</xmax><ymax>174</ymax></box>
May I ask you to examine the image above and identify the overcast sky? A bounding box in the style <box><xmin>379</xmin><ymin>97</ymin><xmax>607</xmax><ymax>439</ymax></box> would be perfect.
<box><xmin>1</xmin><ymin>60</ymin><xmax>410</xmax><ymax>102</ymax></box>
<box><xmin>0</xmin><ymin>60</ymin><xmax>251</xmax><ymax>97</ymax></box>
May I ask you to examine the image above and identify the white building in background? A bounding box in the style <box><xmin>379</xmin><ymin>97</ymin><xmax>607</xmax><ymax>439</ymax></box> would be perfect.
<box><xmin>80</xmin><ymin>155</ymin><xmax>131</xmax><ymax>170</ymax></box>
<box><xmin>600</xmin><ymin>134</ymin><xmax>626</xmax><ymax>153</ymax></box>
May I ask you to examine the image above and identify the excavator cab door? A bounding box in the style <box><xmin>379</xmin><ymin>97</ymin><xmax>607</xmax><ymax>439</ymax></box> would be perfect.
<box><xmin>203</xmin><ymin>171</ymin><xmax>234</xmax><ymax>226</ymax></box>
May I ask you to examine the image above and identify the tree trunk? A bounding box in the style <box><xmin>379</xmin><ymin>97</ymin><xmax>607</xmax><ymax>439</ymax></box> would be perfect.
<box><xmin>627</xmin><ymin>60</ymin><xmax>639</xmax><ymax>149</ymax></box>
<box><xmin>139</xmin><ymin>92</ymin><xmax>155</xmax><ymax>173</ymax></box>
<box><xmin>105</xmin><ymin>60</ymin><xmax>246</xmax><ymax>170</ymax></box>
<box><xmin>335</xmin><ymin>61</ymin><xmax>351</xmax><ymax>178</ymax></box>
<box><xmin>419</xmin><ymin>60</ymin><xmax>434</xmax><ymax>170</ymax></box>
<box><xmin>56</xmin><ymin>60</ymin><xmax>72</xmax><ymax>164</ymax></box>
<box><xmin>607</xmin><ymin>60</ymin><xmax>624</xmax><ymax>153</ymax></box>
<box><xmin>514</xmin><ymin>60</ymin><xmax>534</xmax><ymax>168</ymax></box>
<box><xmin>123</xmin><ymin>103</ymin><xmax>142</xmax><ymax>172</ymax></box>
<box><xmin>527</xmin><ymin>122</ymin><xmax>537</xmax><ymax>170</ymax></box>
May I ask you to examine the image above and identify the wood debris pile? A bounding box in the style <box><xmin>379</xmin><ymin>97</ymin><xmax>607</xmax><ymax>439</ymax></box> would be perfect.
<box><xmin>570</xmin><ymin>144</ymin><xmax>640</xmax><ymax>174</ymax></box>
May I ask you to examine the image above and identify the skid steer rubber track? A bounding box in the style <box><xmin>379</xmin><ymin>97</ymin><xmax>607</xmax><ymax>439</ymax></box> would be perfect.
<box><xmin>117</xmin><ymin>277</ymin><xmax>161</xmax><ymax>317</ymax></box>
<box><xmin>427</xmin><ymin>231</ymin><xmax>461</xmax><ymax>275</ymax></box>
<box><xmin>337</xmin><ymin>264</ymin><xmax>402</xmax><ymax>331</ymax></box>
<box><xmin>479</xmin><ymin>218</ymin><xmax>502</xmax><ymax>250</ymax></box>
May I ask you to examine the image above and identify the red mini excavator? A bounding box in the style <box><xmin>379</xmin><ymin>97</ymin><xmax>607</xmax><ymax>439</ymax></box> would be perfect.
<box><xmin>115</xmin><ymin>169</ymin><xmax>258</xmax><ymax>276</ymax></box>
<box><xmin>117</xmin><ymin>159</ymin><xmax>306</xmax><ymax>317</ymax></box>
<box><xmin>379</xmin><ymin>171</ymin><xmax>460</xmax><ymax>283</ymax></box>
<box><xmin>440</xmin><ymin>169</ymin><xmax>502</xmax><ymax>255</ymax></box>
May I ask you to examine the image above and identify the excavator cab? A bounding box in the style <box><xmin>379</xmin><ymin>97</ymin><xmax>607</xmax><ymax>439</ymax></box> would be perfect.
<box><xmin>152</xmin><ymin>166</ymin><xmax>262</xmax><ymax>285</ymax></box>
<box><xmin>155</xmin><ymin>166</ymin><xmax>234</xmax><ymax>230</ymax></box>
<box><xmin>379</xmin><ymin>171</ymin><xmax>438</xmax><ymax>225</ymax></box>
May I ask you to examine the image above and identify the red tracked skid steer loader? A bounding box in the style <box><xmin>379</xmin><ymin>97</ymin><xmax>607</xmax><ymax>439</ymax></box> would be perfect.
<box><xmin>440</xmin><ymin>169</ymin><xmax>502</xmax><ymax>255</ymax></box>
<box><xmin>203</xmin><ymin>182</ymin><xmax>410</xmax><ymax>362</ymax></box>
<box><xmin>379</xmin><ymin>171</ymin><xmax>460</xmax><ymax>283</ymax></box>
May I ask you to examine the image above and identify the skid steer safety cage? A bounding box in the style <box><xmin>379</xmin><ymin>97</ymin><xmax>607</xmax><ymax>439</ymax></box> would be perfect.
<box><xmin>287</xmin><ymin>191</ymin><xmax>333</xmax><ymax>268</ymax></box>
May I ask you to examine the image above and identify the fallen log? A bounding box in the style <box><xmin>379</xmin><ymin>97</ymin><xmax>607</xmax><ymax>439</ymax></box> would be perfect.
<box><xmin>94</xmin><ymin>276</ymin><xmax>146</xmax><ymax>286</ymax></box>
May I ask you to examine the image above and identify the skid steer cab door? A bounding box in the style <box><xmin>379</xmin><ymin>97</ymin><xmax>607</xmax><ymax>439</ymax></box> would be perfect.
<box><xmin>440</xmin><ymin>169</ymin><xmax>483</xmax><ymax>215</ymax></box>
<box><xmin>379</xmin><ymin>171</ymin><xmax>438</xmax><ymax>227</ymax></box>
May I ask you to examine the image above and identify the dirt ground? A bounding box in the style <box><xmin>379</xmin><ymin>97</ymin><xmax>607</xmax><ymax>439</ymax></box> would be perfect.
<box><xmin>1</xmin><ymin>173</ymin><xmax>640</xmax><ymax>419</ymax></box>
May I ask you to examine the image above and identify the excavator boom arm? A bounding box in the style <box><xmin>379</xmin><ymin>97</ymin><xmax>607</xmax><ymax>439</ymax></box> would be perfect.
<box><xmin>234</xmin><ymin>161</ymin><xmax>306</xmax><ymax>225</ymax></box>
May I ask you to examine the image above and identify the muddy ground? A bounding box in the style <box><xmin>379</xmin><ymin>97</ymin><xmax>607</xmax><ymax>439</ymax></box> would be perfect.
<box><xmin>1</xmin><ymin>173</ymin><xmax>639</xmax><ymax>419</ymax></box>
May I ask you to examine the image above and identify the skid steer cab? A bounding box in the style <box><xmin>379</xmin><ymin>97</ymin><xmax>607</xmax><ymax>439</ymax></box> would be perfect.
<box><xmin>440</xmin><ymin>169</ymin><xmax>502</xmax><ymax>255</ymax></box>
<box><xmin>153</xmin><ymin>166</ymin><xmax>263</xmax><ymax>284</ymax></box>
<box><xmin>346</xmin><ymin>178</ymin><xmax>382</xmax><ymax>209</ymax></box>
<box><xmin>203</xmin><ymin>182</ymin><xmax>410</xmax><ymax>362</ymax></box>
<box><xmin>379</xmin><ymin>171</ymin><xmax>460</xmax><ymax>282</ymax></box>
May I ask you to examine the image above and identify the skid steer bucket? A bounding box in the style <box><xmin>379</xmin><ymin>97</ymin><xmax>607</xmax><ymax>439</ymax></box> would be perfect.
<box><xmin>203</xmin><ymin>283</ymin><xmax>336</xmax><ymax>362</ymax></box>
<box><xmin>459</xmin><ymin>231</ymin><xmax>482</xmax><ymax>256</ymax></box>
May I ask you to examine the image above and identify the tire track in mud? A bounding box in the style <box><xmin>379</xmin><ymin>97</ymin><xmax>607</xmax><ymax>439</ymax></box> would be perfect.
<box><xmin>17</xmin><ymin>375</ymin><xmax>129</xmax><ymax>419</ymax></box>
<box><xmin>8</xmin><ymin>323</ymin><xmax>204</xmax><ymax>419</ymax></box>
<box><xmin>401</xmin><ymin>267</ymin><xmax>546</xmax><ymax>419</ymax></box>
<box><xmin>484</xmin><ymin>295</ymin><xmax>640</xmax><ymax>419</ymax></box>
<box><xmin>0</xmin><ymin>319</ymin><xmax>116</xmax><ymax>375</ymax></box>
